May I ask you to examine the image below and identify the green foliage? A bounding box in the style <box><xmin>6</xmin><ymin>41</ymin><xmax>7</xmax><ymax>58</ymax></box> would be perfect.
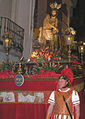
<box><xmin>0</xmin><ymin>62</ymin><xmax>15</xmax><ymax>72</ymax></box>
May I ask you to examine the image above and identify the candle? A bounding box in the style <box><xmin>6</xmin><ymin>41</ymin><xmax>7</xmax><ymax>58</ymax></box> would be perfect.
<box><xmin>5</xmin><ymin>38</ymin><xmax>9</xmax><ymax>48</ymax></box>
<box><xmin>80</xmin><ymin>46</ymin><xmax>83</xmax><ymax>53</ymax></box>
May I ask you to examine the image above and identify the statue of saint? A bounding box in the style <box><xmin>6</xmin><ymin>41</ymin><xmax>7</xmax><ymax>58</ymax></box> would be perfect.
<box><xmin>38</xmin><ymin>2</ymin><xmax>61</xmax><ymax>49</ymax></box>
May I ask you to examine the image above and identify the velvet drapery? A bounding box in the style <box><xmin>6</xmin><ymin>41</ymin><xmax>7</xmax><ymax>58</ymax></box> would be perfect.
<box><xmin>0</xmin><ymin>103</ymin><xmax>49</xmax><ymax>119</ymax></box>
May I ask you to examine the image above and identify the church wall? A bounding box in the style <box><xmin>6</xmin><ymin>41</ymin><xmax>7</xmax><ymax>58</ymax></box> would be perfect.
<box><xmin>0</xmin><ymin>0</ymin><xmax>12</xmax><ymax>18</ymax></box>
<box><xmin>0</xmin><ymin>0</ymin><xmax>36</xmax><ymax>60</ymax></box>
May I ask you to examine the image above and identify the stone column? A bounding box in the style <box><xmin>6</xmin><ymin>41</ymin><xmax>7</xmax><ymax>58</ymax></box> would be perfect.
<box><xmin>12</xmin><ymin>0</ymin><xmax>35</xmax><ymax>59</ymax></box>
<box><xmin>11</xmin><ymin>0</ymin><xmax>17</xmax><ymax>21</ymax></box>
<box><xmin>0</xmin><ymin>0</ymin><xmax>12</xmax><ymax>18</ymax></box>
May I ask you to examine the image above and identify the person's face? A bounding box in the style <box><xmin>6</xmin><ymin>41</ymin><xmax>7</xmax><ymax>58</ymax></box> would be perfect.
<box><xmin>58</xmin><ymin>77</ymin><xmax>67</xmax><ymax>89</ymax></box>
<box><xmin>52</xmin><ymin>10</ymin><xmax>57</xmax><ymax>16</ymax></box>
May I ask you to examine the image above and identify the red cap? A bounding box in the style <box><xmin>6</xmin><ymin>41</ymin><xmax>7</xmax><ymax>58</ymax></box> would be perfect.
<box><xmin>61</xmin><ymin>68</ymin><xmax>73</xmax><ymax>85</ymax></box>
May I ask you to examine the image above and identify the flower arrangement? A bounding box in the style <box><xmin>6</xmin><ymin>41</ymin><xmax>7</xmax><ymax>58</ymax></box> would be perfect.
<box><xmin>0</xmin><ymin>62</ymin><xmax>14</xmax><ymax>72</ymax></box>
<box><xmin>0</xmin><ymin>69</ymin><xmax>17</xmax><ymax>79</ymax></box>
<box><xmin>28</xmin><ymin>47</ymin><xmax>68</xmax><ymax>74</ymax></box>
<box><xmin>0</xmin><ymin>62</ymin><xmax>17</xmax><ymax>79</ymax></box>
<box><xmin>0</xmin><ymin>46</ymin><xmax>83</xmax><ymax>78</ymax></box>
<box><xmin>29</xmin><ymin>47</ymin><xmax>67</xmax><ymax>63</ymax></box>
<box><xmin>0</xmin><ymin>60</ymin><xmax>84</xmax><ymax>79</ymax></box>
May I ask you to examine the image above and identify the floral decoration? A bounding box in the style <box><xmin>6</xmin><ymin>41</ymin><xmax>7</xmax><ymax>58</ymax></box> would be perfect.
<box><xmin>28</xmin><ymin>47</ymin><xmax>68</xmax><ymax>74</ymax></box>
<box><xmin>0</xmin><ymin>62</ymin><xmax>17</xmax><ymax>79</ymax></box>
<box><xmin>0</xmin><ymin>47</ymin><xmax>84</xmax><ymax>79</ymax></box>
<box><xmin>29</xmin><ymin>47</ymin><xmax>67</xmax><ymax>63</ymax></box>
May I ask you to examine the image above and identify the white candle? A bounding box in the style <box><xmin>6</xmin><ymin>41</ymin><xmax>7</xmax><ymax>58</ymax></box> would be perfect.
<box><xmin>81</xmin><ymin>46</ymin><xmax>83</xmax><ymax>53</ymax></box>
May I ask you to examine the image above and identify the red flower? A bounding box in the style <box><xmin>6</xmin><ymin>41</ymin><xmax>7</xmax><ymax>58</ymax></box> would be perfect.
<box><xmin>4</xmin><ymin>69</ymin><xmax>9</xmax><ymax>73</ymax></box>
<box><xmin>31</xmin><ymin>58</ymin><xmax>33</xmax><ymax>60</ymax></box>
<box><xmin>43</xmin><ymin>58</ymin><xmax>45</xmax><ymax>60</ymax></box>
<box><xmin>37</xmin><ymin>56</ymin><xmax>39</xmax><ymax>59</ymax></box>
<box><xmin>39</xmin><ymin>52</ymin><xmax>43</xmax><ymax>56</ymax></box>
<box><xmin>40</xmin><ymin>54</ymin><xmax>43</xmax><ymax>57</ymax></box>
<box><xmin>49</xmin><ymin>55</ymin><xmax>52</xmax><ymax>57</ymax></box>
<box><xmin>10</xmin><ymin>71</ymin><xmax>14</xmax><ymax>75</ymax></box>
<box><xmin>34</xmin><ymin>59</ymin><xmax>37</xmax><ymax>62</ymax></box>
<box><xmin>45</xmin><ymin>53</ymin><xmax>47</xmax><ymax>58</ymax></box>
<box><xmin>54</xmin><ymin>57</ymin><xmax>57</xmax><ymax>60</ymax></box>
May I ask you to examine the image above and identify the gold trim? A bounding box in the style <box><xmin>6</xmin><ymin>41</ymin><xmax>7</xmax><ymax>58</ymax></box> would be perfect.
<box><xmin>0</xmin><ymin>102</ymin><xmax>49</xmax><ymax>104</ymax></box>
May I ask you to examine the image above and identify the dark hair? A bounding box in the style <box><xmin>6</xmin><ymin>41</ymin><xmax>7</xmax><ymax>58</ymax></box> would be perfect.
<box><xmin>58</xmin><ymin>75</ymin><xmax>68</xmax><ymax>80</ymax></box>
<box><xmin>49</xmin><ymin>8</ymin><xmax>57</xmax><ymax>17</ymax></box>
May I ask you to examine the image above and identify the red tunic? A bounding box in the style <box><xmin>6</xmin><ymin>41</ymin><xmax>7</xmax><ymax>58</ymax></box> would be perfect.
<box><xmin>54</xmin><ymin>89</ymin><xmax>73</xmax><ymax>119</ymax></box>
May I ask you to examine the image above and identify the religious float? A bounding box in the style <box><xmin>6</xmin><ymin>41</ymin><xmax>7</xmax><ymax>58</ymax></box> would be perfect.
<box><xmin>0</xmin><ymin>37</ymin><xmax>85</xmax><ymax>119</ymax></box>
<box><xmin>0</xmin><ymin>1</ymin><xmax>85</xmax><ymax>119</ymax></box>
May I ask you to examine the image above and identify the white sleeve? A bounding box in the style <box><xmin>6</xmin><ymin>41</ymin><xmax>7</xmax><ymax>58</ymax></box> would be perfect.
<box><xmin>72</xmin><ymin>90</ymin><xmax>80</xmax><ymax>106</ymax></box>
<box><xmin>48</xmin><ymin>91</ymin><xmax>55</xmax><ymax>104</ymax></box>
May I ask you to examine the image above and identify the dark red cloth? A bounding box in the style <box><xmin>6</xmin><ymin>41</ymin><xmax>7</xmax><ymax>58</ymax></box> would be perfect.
<box><xmin>0</xmin><ymin>81</ymin><xmax>58</xmax><ymax>91</ymax></box>
<box><xmin>0</xmin><ymin>103</ymin><xmax>49</xmax><ymax>119</ymax></box>
<box><xmin>0</xmin><ymin>78</ymin><xmax>84</xmax><ymax>119</ymax></box>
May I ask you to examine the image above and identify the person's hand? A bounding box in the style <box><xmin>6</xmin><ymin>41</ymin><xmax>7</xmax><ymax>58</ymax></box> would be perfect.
<box><xmin>53</xmin><ymin>27</ymin><xmax>59</xmax><ymax>34</ymax></box>
<box><xmin>75</xmin><ymin>104</ymin><xmax>80</xmax><ymax>119</ymax></box>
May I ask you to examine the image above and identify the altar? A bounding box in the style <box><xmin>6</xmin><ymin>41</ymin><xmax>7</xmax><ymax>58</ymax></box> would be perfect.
<box><xmin>0</xmin><ymin>67</ymin><xmax>84</xmax><ymax>119</ymax></box>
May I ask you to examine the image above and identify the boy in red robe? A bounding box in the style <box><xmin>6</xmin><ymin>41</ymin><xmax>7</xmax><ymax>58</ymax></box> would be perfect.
<box><xmin>46</xmin><ymin>68</ymin><xmax>80</xmax><ymax>119</ymax></box>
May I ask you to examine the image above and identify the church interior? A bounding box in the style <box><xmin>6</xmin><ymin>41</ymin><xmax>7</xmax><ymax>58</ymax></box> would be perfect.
<box><xmin>0</xmin><ymin>0</ymin><xmax>85</xmax><ymax>119</ymax></box>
